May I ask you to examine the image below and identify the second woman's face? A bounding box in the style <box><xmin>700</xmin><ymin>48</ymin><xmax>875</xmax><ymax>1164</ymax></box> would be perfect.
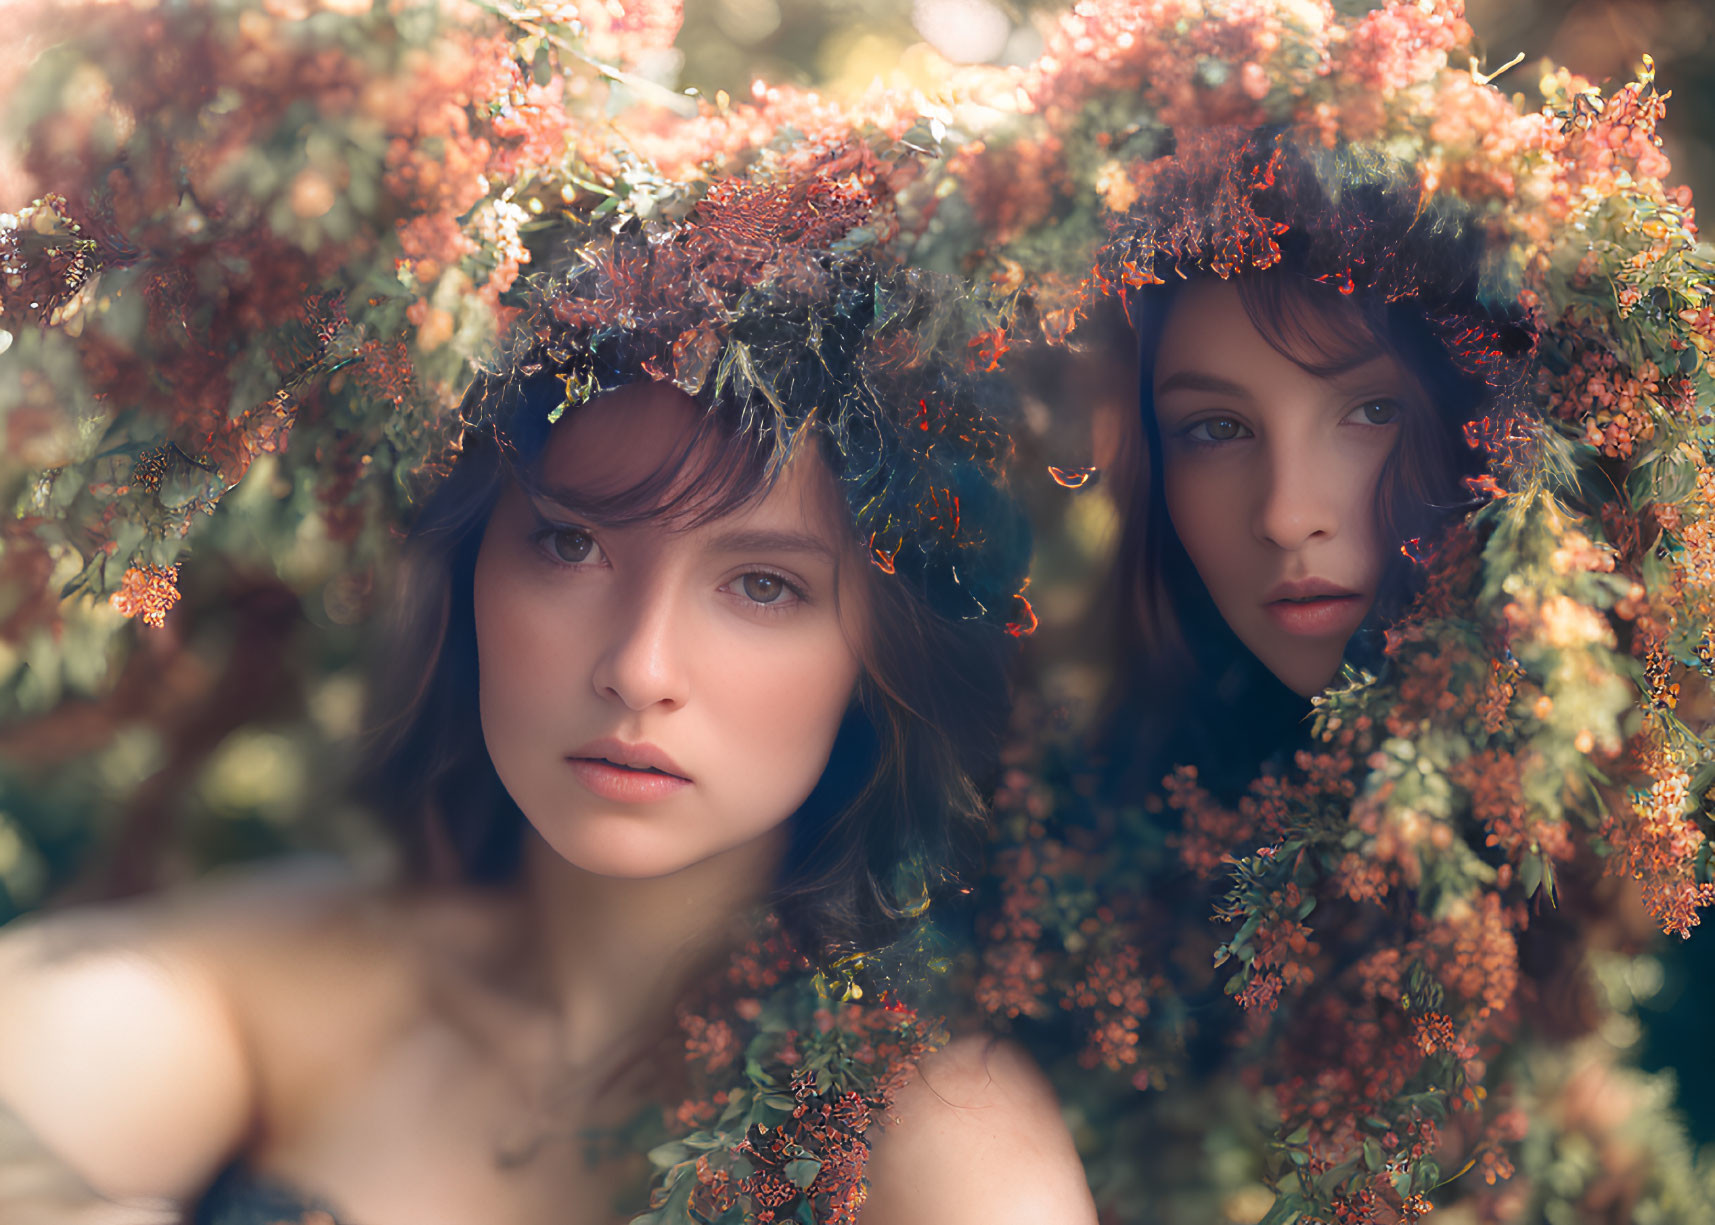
<box><xmin>472</xmin><ymin>382</ymin><xmax>865</xmax><ymax>880</ymax></box>
<box><xmin>1153</xmin><ymin>279</ymin><xmax>1427</xmax><ymax>697</ymax></box>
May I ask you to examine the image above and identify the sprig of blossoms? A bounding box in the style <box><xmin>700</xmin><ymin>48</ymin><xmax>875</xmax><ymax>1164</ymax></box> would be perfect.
<box><xmin>641</xmin><ymin>915</ymin><xmax>947</xmax><ymax>1225</ymax></box>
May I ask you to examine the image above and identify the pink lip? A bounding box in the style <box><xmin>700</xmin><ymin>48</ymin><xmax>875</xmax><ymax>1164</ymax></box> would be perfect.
<box><xmin>1263</xmin><ymin>579</ymin><xmax>1368</xmax><ymax>638</ymax></box>
<box><xmin>566</xmin><ymin>738</ymin><xmax>691</xmax><ymax>804</ymax></box>
<box><xmin>1264</xmin><ymin>578</ymin><xmax>1359</xmax><ymax>603</ymax></box>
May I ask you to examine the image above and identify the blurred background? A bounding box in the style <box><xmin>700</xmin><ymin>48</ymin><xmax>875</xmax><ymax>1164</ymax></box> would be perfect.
<box><xmin>673</xmin><ymin>0</ymin><xmax>1715</xmax><ymax>209</ymax></box>
<box><xmin>1</xmin><ymin>0</ymin><xmax>1713</xmax><ymax>1194</ymax></box>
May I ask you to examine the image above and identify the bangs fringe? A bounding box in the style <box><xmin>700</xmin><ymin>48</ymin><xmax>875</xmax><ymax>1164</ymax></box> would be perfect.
<box><xmin>1235</xmin><ymin>273</ymin><xmax>1392</xmax><ymax>379</ymax></box>
<box><xmin>499</xmin><ymin>374</ymin><xmax>794</xmax><ymax>535</ymax></box>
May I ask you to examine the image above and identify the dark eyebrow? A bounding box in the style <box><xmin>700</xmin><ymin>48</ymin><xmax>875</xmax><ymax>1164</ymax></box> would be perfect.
<box><xmin>1327</xmin><ymin>353</ymin><xmax>1409</xmax><ymax>386</ymax></box>
<box><xmin>706</xmin><ymin>528</ymin><xmax>837</xmax><ymax>562</ymax></box>
<box><xmin>526</xmin><ymin>481</ymin><xmax>607</xmax><ymax>520</ymax></box>
<box><xmin>1156</xmin><ymin>352</ymin><xmax>1404</xmax><ymax>400</ymax></box>
<box><xmin>1155</xmin><ymin>370</ymin><xmax>1255</xmax><ymax>399</ymax></box>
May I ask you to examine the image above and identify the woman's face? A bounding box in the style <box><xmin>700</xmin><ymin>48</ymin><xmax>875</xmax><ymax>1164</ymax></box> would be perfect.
<box><xmin>473</xmin><ymin>382</ymin><xmax>865</xmax><ymax>879</ymax></box>
<box><xmin>1152</xmin><ymin>279</ymin><xmax>1428</xmax><ymax>697</ymax></box>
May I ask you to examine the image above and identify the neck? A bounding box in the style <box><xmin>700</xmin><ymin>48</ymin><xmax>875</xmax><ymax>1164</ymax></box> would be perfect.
<box><xmin>518</xmin><ymin>824</ymin><xmax>788</xmax><ymax>1072</ymax></box>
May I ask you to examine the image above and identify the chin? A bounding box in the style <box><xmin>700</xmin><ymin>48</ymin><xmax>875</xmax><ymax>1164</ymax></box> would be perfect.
<box><xmin>1270</xmin><ymin>657</ymin><xmax>1343</xmax><ymax>698</ymax></box>
<box><xmin>531</xmin><ymin>807</ymin><xmax>788</xmax><ymax>881</ymax></box>
<box><xmin>530</xmin><ymin>812</ymin><xmax>702</xmax><ymax>879</ymax></box>
<box><xmin>1249</xmin><ymin>639</ymin><xmax>1344</xmax><ymax>699</ymax></box>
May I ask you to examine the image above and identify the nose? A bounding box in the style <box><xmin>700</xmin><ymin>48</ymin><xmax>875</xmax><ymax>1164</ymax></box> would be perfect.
<box><xmin>1252</xmin><ymin>437</ymin><xmax>1340</xmax><ymax>551</ymax></box>
<box><xmin>589</xmin><ymin>575</ymin><xmax>690</xmax><ymax>712</ymax></box>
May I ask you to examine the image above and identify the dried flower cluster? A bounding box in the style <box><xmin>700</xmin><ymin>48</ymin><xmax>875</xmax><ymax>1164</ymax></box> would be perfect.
<box><xmin>0</xmin><ymin>0</ymin><xmax>629</xmax><ymax>687</ymax></box>
<box><xmin>640</xmin><ymin>916</ymin><xmax>944</xmax><ymax>1225</ymax></box>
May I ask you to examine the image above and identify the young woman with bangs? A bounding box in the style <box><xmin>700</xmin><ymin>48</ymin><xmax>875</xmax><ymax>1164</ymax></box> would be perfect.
<box><xmin>0</xmin><ymin>267</ymin><xmax>1096</xmax><ymax>1222</ymax></box>
<box><xmin>1099</xmin><ymin>135</ymin><xmax>1524</xmax><ymax>798</ymax></box>
<box><xmin>994</xmin><ymin>137</ymin><xmax>1529</xmax><ymax>1215</ymax></box>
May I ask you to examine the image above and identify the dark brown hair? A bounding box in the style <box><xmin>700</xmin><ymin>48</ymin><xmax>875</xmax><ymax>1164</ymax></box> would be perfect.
<box><xmin>353</xmin><ymin>372</ymin><xmax>1013</xmax><ymax>963</ymax></box>
<box><xmin>1102</xmin><ymin>271</ymin><xmax>1489</xmax><ymax>789</ymax></box>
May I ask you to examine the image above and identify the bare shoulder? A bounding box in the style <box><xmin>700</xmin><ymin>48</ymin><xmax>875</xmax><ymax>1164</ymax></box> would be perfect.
<box><xmin>861</xmin><ymin>1034</ymin><xmax>1096</xmax><ymax>1225</ymax></box>
<box><xmin>0</xmin><ymin>859</ymin><xmax>402</xmax><ymax>1206</ymax></box>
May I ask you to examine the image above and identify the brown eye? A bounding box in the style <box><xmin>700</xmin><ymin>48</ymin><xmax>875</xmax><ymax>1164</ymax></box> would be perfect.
<box><xmin>1187</xmin><ymin>416</ymin><xmax>1248</xmax><ymax>443</ymax></box>
<box><xmin>739</xmin><ymin>572</ymin><xmax>787</xmax><ymax>604</ymax></box>
<box><xmin>550</xmin><ymin>529</ymin><xmax>595</xmax><ymax>563</ymax></box>
<box><xmin>1352</xmin><ymin>399</ymin><xmax>1402</xmax><ymax>426</ymax></box>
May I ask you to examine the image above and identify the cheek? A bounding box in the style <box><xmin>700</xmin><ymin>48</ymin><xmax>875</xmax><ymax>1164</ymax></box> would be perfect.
<box><xmin>712</xmin><ymin>630</ymin><xmax>860</xmax><ymax>804</ymax></box>
<box><xmin>1337</xmin><ymin>439</ymin><xmax>1395</xmax><ymax>565</ymax></box>
<box><xmin>1163</xmin><ymin>463</ymin><xmax>1245</xmax><ymax>588</ymax></box>
<box><xmin>471</xmin><ymin>535</ymin><xmax>581</xmax><ymax>748</ymax></box>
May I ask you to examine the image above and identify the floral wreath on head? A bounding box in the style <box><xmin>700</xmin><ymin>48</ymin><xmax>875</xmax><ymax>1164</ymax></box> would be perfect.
<box><xmin>461</xmin><ymin>185</ymin><xmax>1035</xmax><ymax>635</ymax></box>
<box><xmin>1091</xmin><ymin>126</ymin><xmax>1539</xmax><ymax>416</ymax></box>
<box><xmin>939</xmin><ymin>1</ymin><xmax>1715</xmax><ymax>1222</ymax></box>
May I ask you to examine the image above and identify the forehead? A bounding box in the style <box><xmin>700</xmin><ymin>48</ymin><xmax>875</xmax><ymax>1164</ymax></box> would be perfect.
<box><xmin>534</xmin><ymin>381</ymin><xmax>850</xmax><ymax>538</ymax></box>
<box><xmin>1155</xmin><ymin>278</ymin><xmax>1401</xmax><ymax>386</ymax></box>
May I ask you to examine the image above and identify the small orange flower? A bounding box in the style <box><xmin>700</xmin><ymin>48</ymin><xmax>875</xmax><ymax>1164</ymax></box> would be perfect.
<box><xmin>108</xmin><ymin>564</ymin><xmax>181</xmax><ymax>629</ymax></box>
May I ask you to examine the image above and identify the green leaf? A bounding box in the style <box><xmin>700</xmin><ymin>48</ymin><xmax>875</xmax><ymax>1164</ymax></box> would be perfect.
<box><xmin>631</xmin><ymin>1165</ymin><xmax>696</xmax><ymax>1225</ymax></box>
<box><xmin>1520</xmin><ymin>852</ymin><xmax>1544</xmax><ymax>898</ymax></box>
<box><xmin>897</xmin><ymin>117</ymin><xmax>945</xmax><ymax>158</ymax></box>
<box><xmin>1626</xmin><ymin>454</ymin><xmax>1661</xmax><ymax>505</ymax></box>
<box><xmin>1655</xmin><ymin>450</ymin><xmax>1699</xmax><ymax>503</ymax></box>
<box><xmin>1256</xmin><ymin>1193</ymin><xmax>1305</xmax><ymax>1225</ymax></box>
<box><xmin>831</xmin><ymin>227</ymin><xmax>876</xmax><ymax>254</ymax></box>
<box><xmin>784</xmin><ymin>1155</ymin><xmax>822</xmax><ymax>1187</ymax></box>
<box><xmin>646</xmin><ymin>1141</ymin><xmax>692</xmax><ymax>1169</ymax></box>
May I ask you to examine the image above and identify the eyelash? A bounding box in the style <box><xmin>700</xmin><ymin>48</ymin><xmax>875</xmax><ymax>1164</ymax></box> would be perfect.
<box><xmin>722</xmin><ymin>568</ymin><xmax>809</xmax><ymax>616</ymax></box>
<box><xmin>526</xmin><ymin>517</ymin><xmax>809</xmax><ymax>615</ymax></box>
<box><xmin>529</xmin><ymin>519</ymin><xmax>607</xmax><ymax>569</ymax></box>
<box><xmin>1345</xmin><ymin>398</ymin><xmax>1404</xmax><ymax>427</ymax></box>
<box><xmin>1177</xmin><ymin>416</ymin><xmax>1251</xmax><ymax>447</ymax></box>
